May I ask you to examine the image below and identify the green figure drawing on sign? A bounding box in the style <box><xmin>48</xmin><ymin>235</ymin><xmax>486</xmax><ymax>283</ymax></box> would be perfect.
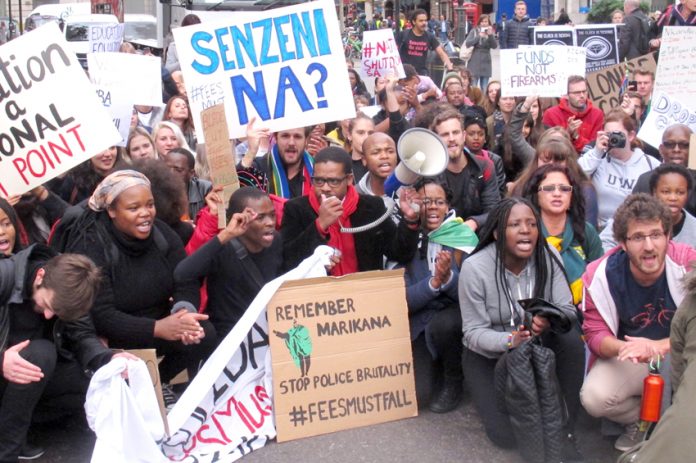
<box><xmin>274</xmin><ymin>319</ymin><xmax>312</xmax><ymax>377</ymax></box>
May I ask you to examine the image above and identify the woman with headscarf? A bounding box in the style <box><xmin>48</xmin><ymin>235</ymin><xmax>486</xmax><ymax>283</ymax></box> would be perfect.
<box><xmin>57</xmin><ymin>170</ymin><xmax>215</xmax><ymax>398</ymax></box>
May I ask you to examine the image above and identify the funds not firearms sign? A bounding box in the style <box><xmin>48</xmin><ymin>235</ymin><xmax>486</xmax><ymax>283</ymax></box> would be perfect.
<box><xmin>268</xmin><ymin>269</ymin><xmax>417</xmax><ymax>442</ymax></box>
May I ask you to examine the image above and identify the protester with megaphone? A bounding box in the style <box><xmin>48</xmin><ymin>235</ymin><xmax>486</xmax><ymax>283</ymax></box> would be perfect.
<box><xmin>281</xmin><ymin>148</ymin><xmax>420</xmax><ymax>276</ymax></box>
<box><xmin>430</xmin><ymin>108</ymin><xmax>501</xmax><ymax>232</ymax></box>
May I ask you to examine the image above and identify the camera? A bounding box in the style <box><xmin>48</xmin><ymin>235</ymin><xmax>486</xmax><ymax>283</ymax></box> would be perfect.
<box><xmin>607</xmin><ymin>131</ymin><xmax>626</xmax><ymax>149</ymax></box>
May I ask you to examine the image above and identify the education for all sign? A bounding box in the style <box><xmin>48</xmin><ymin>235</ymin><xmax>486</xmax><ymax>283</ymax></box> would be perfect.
<box><xmin>174</xmin><ymin>0</ymin><xmax>356</xmax><ymax>141</ymax></box>
<box><xmin>89</xmin><ymin>23</ymin><xmax>125</xmax><ymax>53</ymax></box>
<box><xmin>500</xmin><ymin>46</ymin><xmax>586</xmax><ymax>97</ymax></box>
<box><xmin>360</xmin><ymin>29</ymin><xmax>405</xmax><ymax>79</ymax></box>
<box><xmin>268</xmin><ymin>269</ymin><xmax>417</xmax><ymax>442</ymax></box>
<box><xmin>0</xmin><ymin>23</ymin><xmax>121</xmax><ymax>197</ymax></box>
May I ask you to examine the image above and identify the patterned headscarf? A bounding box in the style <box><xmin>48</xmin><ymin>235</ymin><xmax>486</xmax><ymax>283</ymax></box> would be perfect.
<box><xmin>88</xmin><ymin>170</ymin><xmax>151</xmax><ymax>212</ymax></box>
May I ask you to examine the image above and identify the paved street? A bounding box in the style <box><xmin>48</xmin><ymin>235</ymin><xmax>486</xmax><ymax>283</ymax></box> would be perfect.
<box><xmin>32</xmin><ymin>389</ymin><xmax>620</xmax><ymax>463</ymax></box>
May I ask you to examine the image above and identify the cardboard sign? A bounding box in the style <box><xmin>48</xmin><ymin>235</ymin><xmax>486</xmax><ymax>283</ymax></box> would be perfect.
<box><xmin>268</xmin><ymin>269</ymin><xmax>417</xmax><ymax>442</ymax></box>
<box><xmin>532</xmin><ymin>26</ymin><xmax>574</xmax><ymax>46</ymax></box>
<box><xmin>201</xmin><ymin>104</ymin><xmax>240</xmax><ymax>228</ymax></box>
<box><xmin>638</xmin><ymin>92</ymin><xmax>696</xmax><ymax>148</ymax></box>
<box><xmin>575</xmin><ymin>25</ymin><xmax>619</xmax><ymax>73</ymax></box>
<box><xmin>162</xmin><ymin>246</ymin><xmax>334</xmax><ymax>462</ymax></box>
<box><xmin>0</xmin><ymin>23</ymin><xmax>121</xmax><ymax>197</ymax></box>
<box><xmin>360</xmin><ymin>29</ymin><xmax>405</xmax><ymax>79</ymax></box>
<box><xmin>121</xmin><ymin>349</ymin><xmax>169</xmax><ymax>435</ymax></box>
<box><xmin>654</xmin><ymin>26</ymin><xmax>696</xmax><ymax>110</ymax></box>
<box><xmin>173</xmin><ymin>0</ymin><xmax>356</xmax><ymax>141</ymax></box>
<box><xmin>587</xmin><ymin>53</ymin><xmax>656</xmax><ymax>114</ymax></box>
<box><xmin>89</xmin><ymin>23</ymin><xmax>124</xmax><ymax>53</ymax></box>
<box><xmin>87</xmin><ymin>52</ymin><xmax>162</xmax><ymax>106</ymax></box>
<box><xmin>500</xmin><ymin>46</ymin><xmax>586</xmax><ymax>97</ymax></box>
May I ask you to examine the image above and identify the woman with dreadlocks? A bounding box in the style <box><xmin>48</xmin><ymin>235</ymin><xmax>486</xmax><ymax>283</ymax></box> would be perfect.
<box><xmin>458</xmin><ymin>197</ymin><xmax>585</xmax><ymax>457</ymax></box>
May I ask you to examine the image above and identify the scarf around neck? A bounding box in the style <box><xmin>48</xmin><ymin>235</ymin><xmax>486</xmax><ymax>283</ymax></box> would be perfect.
<box><xmin>308</xmin><ymin>185</ymin><xmax>359</xmax><ymax>276</ymax></box>
<box><xmin>269</xmin><ymin>145</ymin><xmax>314</xmax><ymax>199</ymax></box>
<box><xmin>542</xmin><ymin>218</ymin><xmax>586</xmax><ymax>304</ymax></box>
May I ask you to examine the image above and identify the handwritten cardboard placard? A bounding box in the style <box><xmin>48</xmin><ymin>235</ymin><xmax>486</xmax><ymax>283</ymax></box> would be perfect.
<box><xmin>268</xmin><ymin>269</ymin><xmax>417</xmax><ymax>442</ymax></box>
<box><xmin>638</xmin><ymin>92</ymin><xmax>696</xmax><ymax>148</ymax></box>
<box><xmin>654</xmin><ymin>26</ymin><xmax>696</xmax><ymax>110</ymax></box>
<box><xmin>89</xmin><ymin>23</ymin><xmax>125</xmax><ymax>53</ymax></box>
<box><xmin>0</xmin><ymin>23</ymin><xmax>121</xmax><ymax>197</ymax></box>
<box><xmin>500</xmin><ymin>46</ymin><xmax>586</xmax><ymax>97</ymax></box>
<box><xmin>587</xmin><ymin>52</ymin><xmax>656</xmax><ymax>114</ymax></box>
<box><xmin>201</xmin><ymin>104</ymin><xmax>240</xmax><ymax>228</ymax></box>
<box><xmin>87</xmin><ymin>52</ymin><xmax>162</xmax><ymax>106</ymax></box>
<box><xmin>359</xmin><ymin>29</ymin><xmax>405</xmax><ymax>79</ymax></box>
<box><xmin>173</xmin><ymin>0</ymin><xmax>356</xmax><ymax>142</ymax></box>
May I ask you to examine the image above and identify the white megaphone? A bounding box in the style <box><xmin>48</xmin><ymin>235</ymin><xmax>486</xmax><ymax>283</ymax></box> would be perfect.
<box><xmin>384</xmin><ymin>128</ymin><xmax>449</xmax><ymax>197</ymax></box>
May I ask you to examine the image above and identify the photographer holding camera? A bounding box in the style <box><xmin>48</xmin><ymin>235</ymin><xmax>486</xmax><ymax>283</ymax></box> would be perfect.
<box><xmin>579</xmin><ymin>110</ymin><xmax>660</xmax><ymax>228</ymax></box>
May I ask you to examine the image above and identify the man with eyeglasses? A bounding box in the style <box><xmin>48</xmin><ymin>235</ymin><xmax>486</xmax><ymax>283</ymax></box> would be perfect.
<box><xmin>633</xmin><ymin>124</ymin><xmax>695</xmax><ymax>215</ymax></box>
<box><xmin>542</xmin><ymin>75</ymin><xmax>605</xmax><ymax>153</ymax></box>
<box><xmin>281</xmin><ymin>147</ymin><xmax>420</xmax><ymax>275</ymax></box>
<box><xmin>580</xmin><ymin>194</ymin><xmax>696</xmax><ymax>451</ymax></box>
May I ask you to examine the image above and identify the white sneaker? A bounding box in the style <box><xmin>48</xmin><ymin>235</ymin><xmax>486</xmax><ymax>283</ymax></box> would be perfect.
<box><xmin>614</xmin><ymin>422</ymin><xmax>647</xmax><ymax>452</ymax></box>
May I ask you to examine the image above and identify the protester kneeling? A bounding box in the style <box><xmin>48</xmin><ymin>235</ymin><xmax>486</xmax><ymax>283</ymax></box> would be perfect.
<box><xmin>459</xmin><ymin>198</ymin><xmax>585</xmax><ymax>462</ymax></box>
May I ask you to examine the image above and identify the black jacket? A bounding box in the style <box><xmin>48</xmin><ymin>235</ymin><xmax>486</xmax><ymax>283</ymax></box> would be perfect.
<box><xmin>494</xmin><ymin>340</ymin><xmax>565</xmax><ymax>462</ymax></box>
<box><xmin>0</xmin><ymin>245</ymin><xmax>112</xmax><ymax>376</ymax></box>
<box><xmin>619</xmin><ymin>8</ymin><xmax>651</xmax><ymax>60</ymax></box>
<box><xmin>281</xmin><ymin>194</ymin><xmax>419</xmax><ymax>272</ymax></box>
<box><xmin>501</xmin><ymin>16</ymin><xmax>532</xmax><ymax>49</ymax></box>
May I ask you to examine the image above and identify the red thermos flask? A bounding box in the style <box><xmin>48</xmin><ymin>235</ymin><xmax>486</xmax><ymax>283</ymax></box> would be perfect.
<box><xmin>640</xmin><ymin>372</ymin><xmax>664</xmax><ymax>423</ymax></box>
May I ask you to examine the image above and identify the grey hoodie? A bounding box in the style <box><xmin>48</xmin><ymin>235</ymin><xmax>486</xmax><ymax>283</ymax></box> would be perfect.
<box><xmin>458</xmin><ymin>243</ymin><xmax>576</xmax><ymax>359</ymax></box>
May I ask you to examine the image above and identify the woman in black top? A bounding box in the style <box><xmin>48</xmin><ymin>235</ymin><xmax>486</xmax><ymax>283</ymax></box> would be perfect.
<box><xmin>59</xmin><ymin>170</ymin><xmax>215</xmax><ymax>383</ymax></box>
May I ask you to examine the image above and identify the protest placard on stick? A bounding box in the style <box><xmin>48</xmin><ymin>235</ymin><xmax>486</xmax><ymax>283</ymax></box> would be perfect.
<box><xmin>500</xmin><ymin>46</ymin><xmax>586</xmax><ymax>97</ymax></box>
<box><xmin>268</xmin><ymin>269</ymin><xmax>418</xmax><ymax>442</ymax></box>
<box><xmin>0</xmin><ymin>23</ymin><xmax>121</xmax><ymax>197</ymax></box>
<box><xmin>575</xmin><ymin>24</ymin><xmax>619</xmax><ymax>73</ymax></box>
<box><xmin>174</xmin><ymin>0</ymin><xmax>355</xmax><ymax>141</ymax></box>
<box><xmin>360</xmin><ymin>29</ymin><xmax>405</xmax><ymax>80</ymax></box>
<box><xmin>201</xmin><ymin>104</ymin><xmax>240</xmax><ymax>228</ymax></box>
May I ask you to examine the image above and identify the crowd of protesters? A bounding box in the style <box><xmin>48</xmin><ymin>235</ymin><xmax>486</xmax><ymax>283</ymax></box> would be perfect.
<box><xmin>1</xmin><ymin>2</ymin><xmax>696</xmax><ymax>461</ymax></box>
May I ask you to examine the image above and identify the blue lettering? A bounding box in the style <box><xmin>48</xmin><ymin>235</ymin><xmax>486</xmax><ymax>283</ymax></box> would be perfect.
<box><xmin>231</xmin><ymin>23</ymin><xmax>257</xmax><ymax>69</ymax></box>
<box><xmin>274</xmin><ymin>66</ymin><xmax>312</xmax><ymax>118</ymax></box>
<box><xmin>291</xmin><ymin>12</ymin><xmax>317</xmax><ymax>59</ymax></box>
<box><xmin>274</xmin><ymin>15</ymin><xmax>295</xmax><ymax>61</ymax></box>
<box><xmin>231</xmin><ymin>72</ymin><xmax>270</xmax><ymax>124</ymax></box>
<box><xmin>190</xmin><ymin>32</ymin><xmax>219</xmax><ymax>74</ymax></box>
<box><xmin>312</xmin><ymin>8</ymin><xmax>331</xmax><ymax>55</ymax></box>
<box><xmin>215</xmin><ymin>27</ymin><xmax>235</xmax><ymax>71</ymax></box>
<box><xmin>253</xmin><ymin>19</ymin><xmax>278</xmax><ymax>65</ymax></box>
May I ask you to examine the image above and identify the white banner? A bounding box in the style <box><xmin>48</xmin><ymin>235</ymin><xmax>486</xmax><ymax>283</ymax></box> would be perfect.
<box><xmin>359</xmin><ymin>29</ymin><xmax>405</xmax><ymax>80</ymax></box>
<box><xmin>173</xmin><ymin>0</ymin><xmax>356</xmax><ymax>142</ymax></box>
<box><xmin>638</xmin><ymin>92</ymin><xmax>696</xmax><ymax>148</ymax></box>
<box><xmin>156</xmin><ymin>247</ymin><xmax>334</xmax><ymax>462</ymax></box>
<box><xmin>0</xmin><ymin>23</ymin><xmax>121</xmax><ymax>197</ymax></box>
<box><xmin>654</xmin><ymin>27</ymin><xmax>696</xmax><ymax>111</ymax></box>
<box><xmin>500</xmin><ymin>46</ymin><xmax>586</xmax><ymax>97</ymax></box>
<box><xmin>93</xmin><ymin>86</ymin><xmax>132</xmax><ymax>148</ymax></box>
<box><xmin>87</xmin><ymin>53</ymin><xmax>162</xmax><ymax>107</ymax></box>
<box><xmin>89</xmin><ymin>23</ymin><xmax>125</xmax><ymax>53</ymax></box>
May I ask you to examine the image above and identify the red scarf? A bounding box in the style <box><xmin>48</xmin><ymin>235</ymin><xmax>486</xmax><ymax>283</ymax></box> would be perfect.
<box><xmin>308</xmin><ymin>185</ymin><xmax>360</xmax><ymax>276</ymax></box>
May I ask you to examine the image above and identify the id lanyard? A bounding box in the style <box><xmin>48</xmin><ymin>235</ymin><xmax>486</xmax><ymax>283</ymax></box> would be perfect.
<box><xmin>506</xmin><ymin>271</ymin><xmax>533</xmax><ymax>327</ymax></box>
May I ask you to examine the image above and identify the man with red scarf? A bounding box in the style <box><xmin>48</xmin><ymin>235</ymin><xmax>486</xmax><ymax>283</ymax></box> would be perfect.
<box><xmin>281</xmin><ymin>147</ymin><xmax>420</xmax><ymax>275</ymax></box>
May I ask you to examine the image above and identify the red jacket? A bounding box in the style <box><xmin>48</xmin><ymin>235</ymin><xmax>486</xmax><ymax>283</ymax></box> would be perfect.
<box><xmin>542</xmin><ymin>97</ymin><xmax>604</xmax><ymax>153</ymax></box>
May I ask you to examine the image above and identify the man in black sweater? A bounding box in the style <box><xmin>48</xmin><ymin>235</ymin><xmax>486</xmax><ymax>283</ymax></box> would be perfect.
<box><xmin>175</xmin><ymin>187</ymin><xmax>283</xmax><ymax>339</ymax></box>
<box><xmin>0</xmin><ymin>245</ymin><xmax>131</xmax><ymax>461</ymax></box>
<box><xmin>500</xmin><ymin>1</ymin><xmax>532</xmax><ymax>49</ymax></box>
